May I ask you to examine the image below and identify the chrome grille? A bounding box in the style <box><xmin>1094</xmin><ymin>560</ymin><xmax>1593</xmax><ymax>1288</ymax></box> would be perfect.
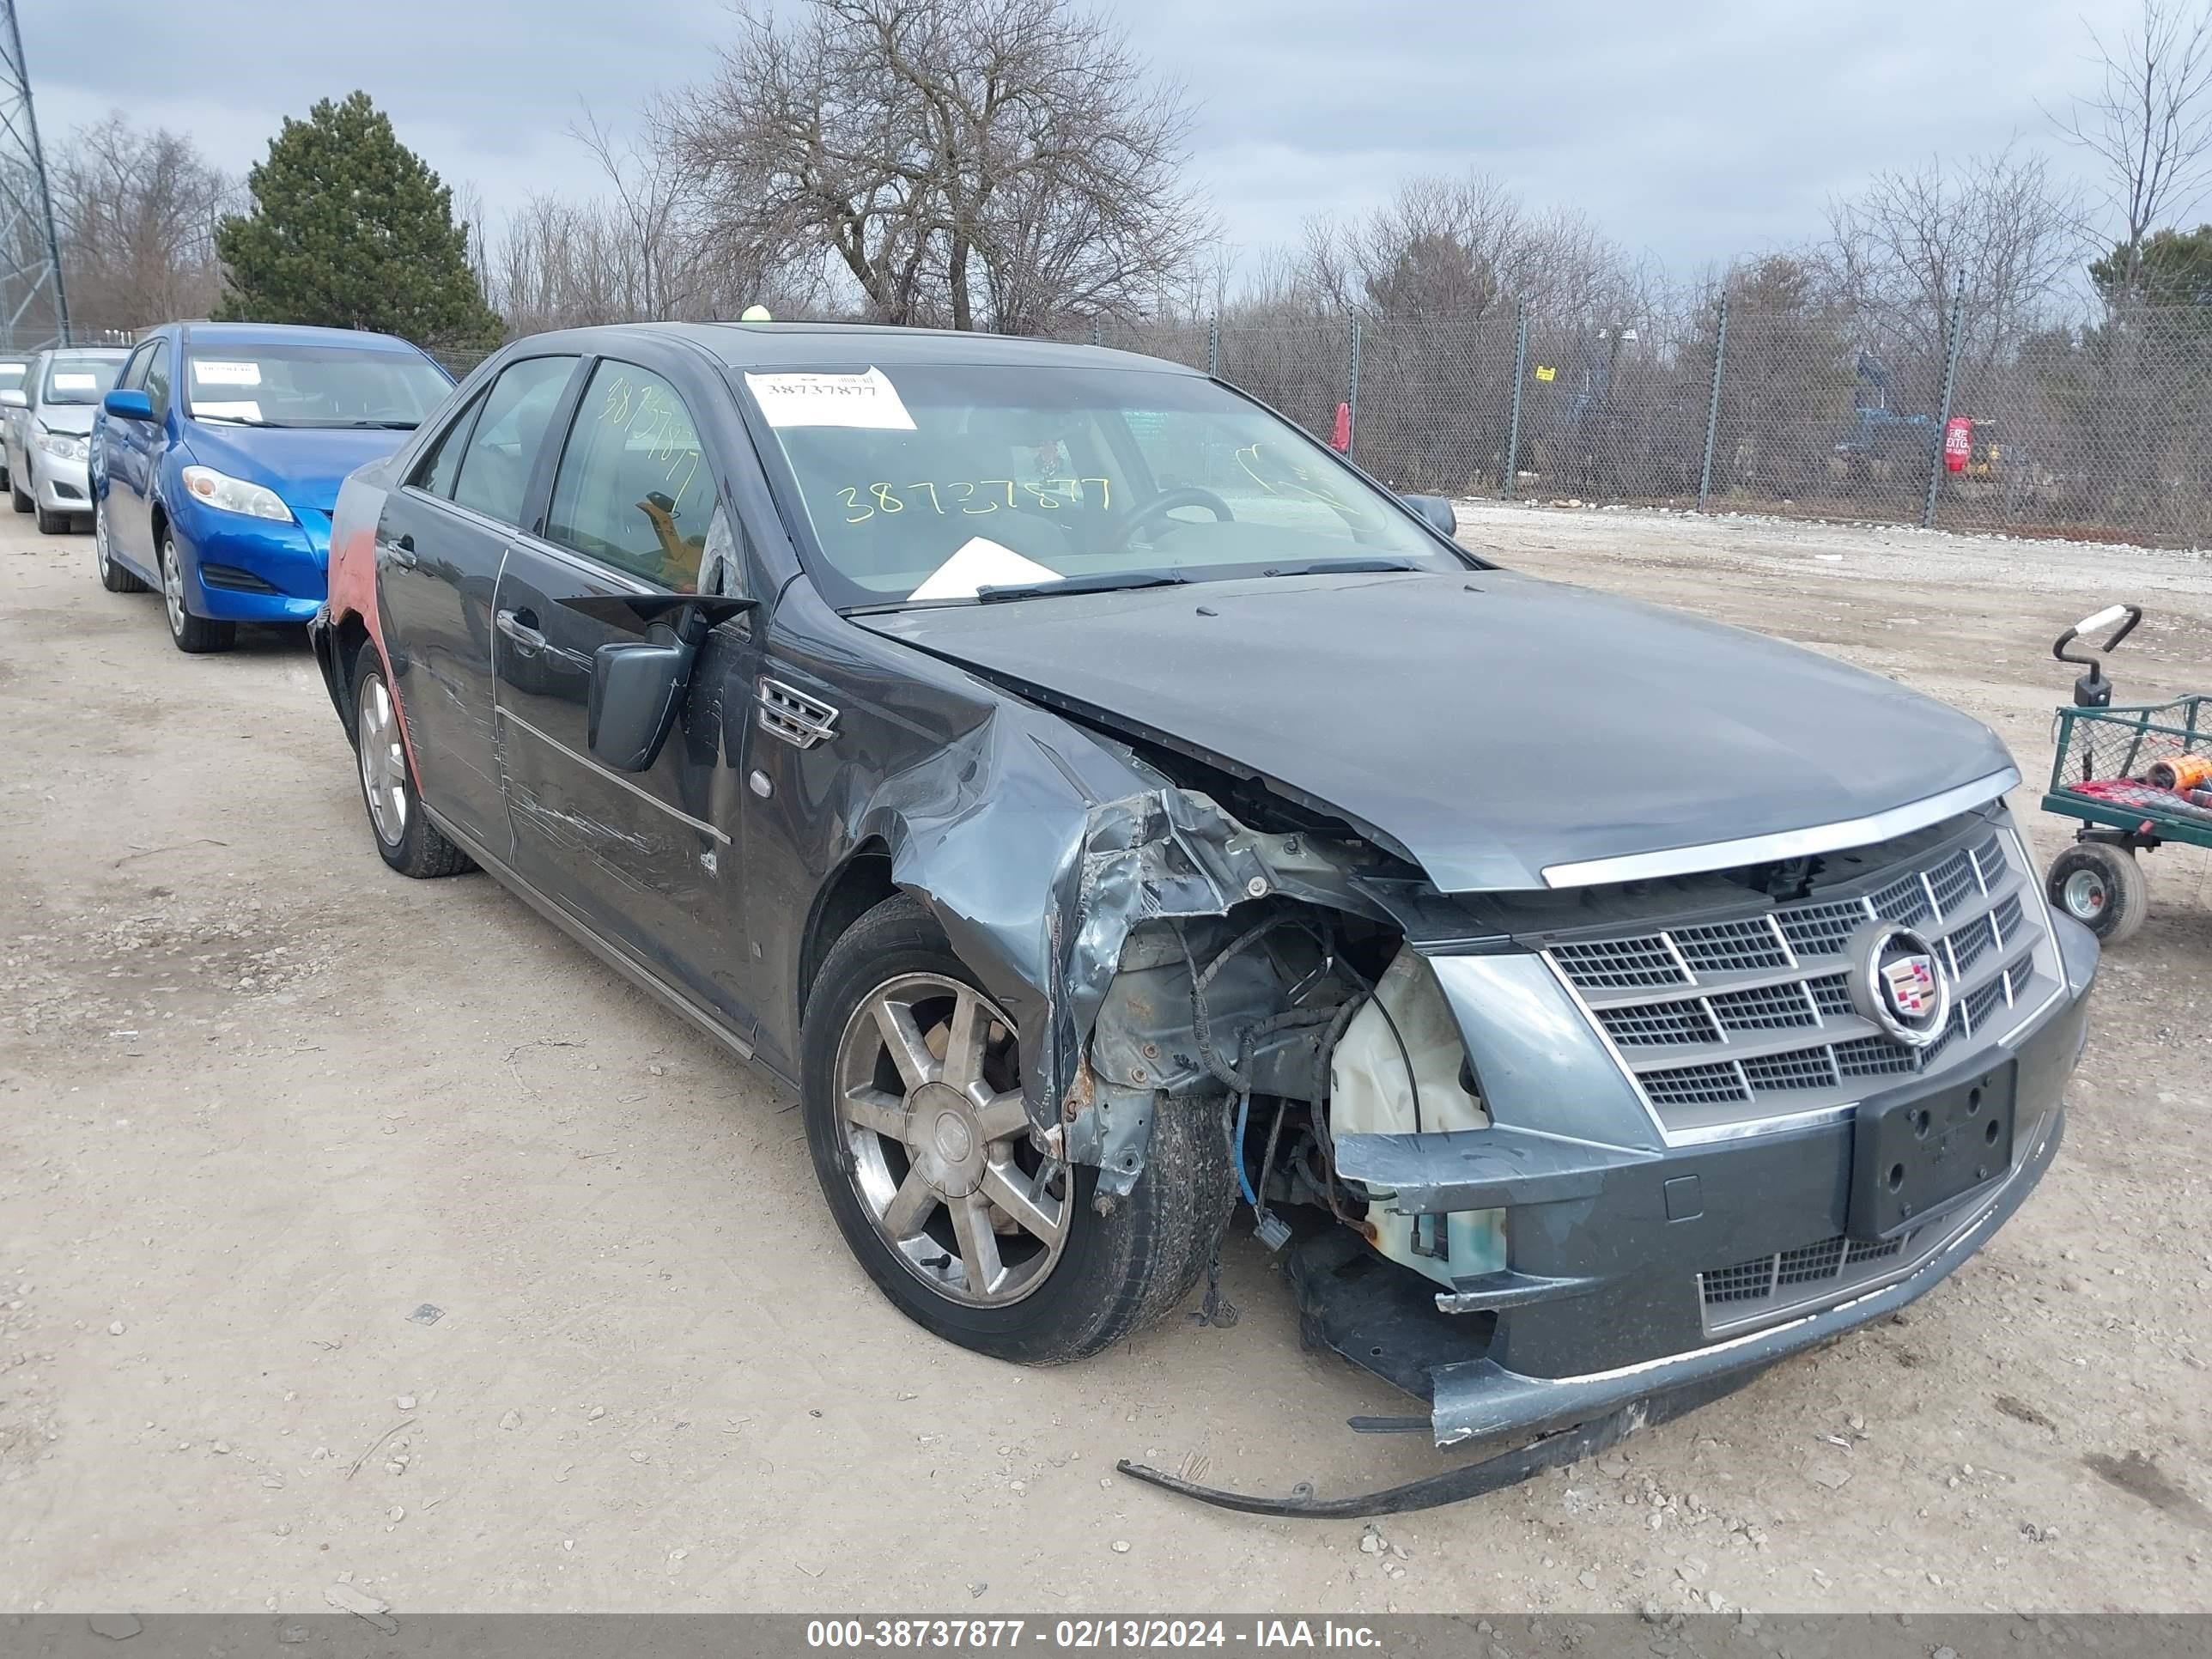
<box><xmin>1670</xmin><ymin>918</ymin><xmax>1790</xmax><ymax>974</ymax></box>
<box><xmin>1600</xmin><ymin>1000</ymin><xmax>1722</xmax><ymax>1046</ymax></box>
<box><xmin>1551</xmin><ymin>935</ymin><xmax>1685</xmax><ymax>990</ymax></box>
<box><xmin>1711</xmin><ymin>981</ymin><xmax>1819</xmax><ymax>1030</ymax></box>
<box><xmin>1546</xmin><ymin>811</ymin><xmax>2059</xmax><ymax>1136</ymax></box>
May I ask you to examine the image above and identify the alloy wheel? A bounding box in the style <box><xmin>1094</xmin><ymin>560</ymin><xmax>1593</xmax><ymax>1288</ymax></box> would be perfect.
<box><xmin>94</xmin><ymin>502</ymin><xmax>111</xmax><ymax>579</ymax></box>
<box><xmin>832</xmin><ymin>973</ymin><xmax>1069</xmax><ymax>1306</ymax></box>
<box><xmin>356</xmin><ymin>672</ymin><xmax>410</xmax><ymax>847</ymax></box>
<box><xmin>161</xmin><ymin>540</ymin><xmax>186</xmax><ymax>639</ymax></box>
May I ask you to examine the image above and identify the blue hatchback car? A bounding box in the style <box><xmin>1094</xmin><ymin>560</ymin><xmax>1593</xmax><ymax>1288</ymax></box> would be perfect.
<box><xmin>92</xmin><ymin>322</ymin><xmax>456</xmax><ymax>652</ymax></box>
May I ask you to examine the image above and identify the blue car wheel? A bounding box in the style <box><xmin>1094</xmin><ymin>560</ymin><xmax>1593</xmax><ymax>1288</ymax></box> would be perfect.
<box><xmin>160</xmin><ymin>532</ymin><xmax>237</xmax><ymax>654</ymax></box>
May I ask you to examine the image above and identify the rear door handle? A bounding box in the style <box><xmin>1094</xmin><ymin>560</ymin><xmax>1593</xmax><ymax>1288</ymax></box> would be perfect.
<box><xmin>380</xmin><ymin>531</ymin><xmax>416</xmax><ymax>570</ymax></box>
<box><xmin>495</xmin><ymin>606</ymin><xmax>546</xmax><ymax>657</ymax></box>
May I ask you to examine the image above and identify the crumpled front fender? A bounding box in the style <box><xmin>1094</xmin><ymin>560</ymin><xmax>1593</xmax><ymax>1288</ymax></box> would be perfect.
<box><xmin>836</xmin><ymin>696</ymin><xmax>1382</xmax><ymax>1190</ymax></box>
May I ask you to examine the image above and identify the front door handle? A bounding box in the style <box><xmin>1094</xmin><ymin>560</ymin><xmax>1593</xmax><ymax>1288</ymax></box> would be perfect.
<box><xmin>380</xmin><ymin>531</ymin><xmax>417</xmax><ymax>570</ymax></box>
<box><xmin>495</xmin><ymin>606</ymin><xmax>546</xmax><ymax>657</ymax></box>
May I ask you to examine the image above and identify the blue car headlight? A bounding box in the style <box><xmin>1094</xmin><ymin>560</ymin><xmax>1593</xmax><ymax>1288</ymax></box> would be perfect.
<box><xmin>34</xmin><ymin>428</ymin><xmax>87</xmax><ymax>464</ymax></box>
<box><xmin>181</xmin><ymin>464</ymin><xmax>292</xmax><ymax>524</ymax></box>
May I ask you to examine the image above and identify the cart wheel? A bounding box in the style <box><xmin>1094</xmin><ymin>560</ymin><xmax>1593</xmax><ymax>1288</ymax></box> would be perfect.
<box><xmin>2046</xmin><ymin>841</ymin><xmax>2148</xmax><ymax>945</ymax></box>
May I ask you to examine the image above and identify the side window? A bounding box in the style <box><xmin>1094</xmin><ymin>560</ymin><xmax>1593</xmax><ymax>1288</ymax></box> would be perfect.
<box><xmin>118</xmin><ymin>343</ymin><xmax>153</xmax><ymax>391</ymax></box>
<box><xmin>450</xmin><ymin>356</ymin><xmax>578</xmax><ymax>527</ymax></box>
<box><xmin>407</xmin><ymin>388</ymin><xmax>486</xmax><ymax>500</ymax></box>
<box><xmin>143</xmin><ymin>342</ymin><xmax>172</xmax><ymax>421</ymax></box>
<box><xmin>544</xmin><ymin>361</ymin><xmax>720</xmax><ymax>590</ymax></box>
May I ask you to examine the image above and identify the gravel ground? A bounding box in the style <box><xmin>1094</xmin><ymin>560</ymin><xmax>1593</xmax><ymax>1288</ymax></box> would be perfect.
<box><xmin>2</xmin><ymin>500</ymin><xmax>2209</xmax><ymax>1617</ymax></box>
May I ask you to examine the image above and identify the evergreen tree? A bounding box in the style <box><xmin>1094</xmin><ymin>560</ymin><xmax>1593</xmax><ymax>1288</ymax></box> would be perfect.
<box><xmin>216</xmin><ymin>92</ymin><xmax>503</xmax><ymax>347</ymax></box>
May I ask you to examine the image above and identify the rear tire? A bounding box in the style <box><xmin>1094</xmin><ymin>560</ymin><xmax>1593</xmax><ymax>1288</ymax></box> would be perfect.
<box><xmin>94</xmin><ymin>500</ymin><xmax>145</xmax><ymax>592</ymax></box>
<box><xmin>160</xmin><ymin>534</ymin><xmax>235</xmax><ymax>653</ymax></box>
<box><xmin>801</xmin><ymin>894</ymin><xmax>1233</xmax><ymax>1364</ymax></box>
<box><xmin>351</xmin><ymin>653</ymin><xmax>475</xmax><ymax>878</ymax></box>
<box><xmin>2046</xmin><ymin>839</ymin><xmax>2148</xmax><ymax>944</ymax></box>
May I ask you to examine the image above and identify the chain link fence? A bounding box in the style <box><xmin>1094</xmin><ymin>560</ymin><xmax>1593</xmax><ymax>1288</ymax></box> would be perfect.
<box><xmin>1065</xmin><ymin>289</ymin><xmax>2212</xmax><ymax>550</ymax></box>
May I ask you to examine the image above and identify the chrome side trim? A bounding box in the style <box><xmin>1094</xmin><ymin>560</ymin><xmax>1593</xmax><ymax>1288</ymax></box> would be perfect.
<box><xmin>1539</xmin><ymin>769</ymin><xmax>2021</xmax><ymax>890</ymax></box>
<box><xmin>420</xmin><ymin>801</ymin><xmax>758</xmax><ymax>1064</ymax></box>
<box><xmin>496</xmin><ymin>706</ymin><xmax>732</xmax><ymax>845</ymax></box>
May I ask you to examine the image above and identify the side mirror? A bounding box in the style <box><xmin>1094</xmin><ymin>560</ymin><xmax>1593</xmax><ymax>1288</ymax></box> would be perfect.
<box><xmin>0</xmin><ymin>388</ymin><xmax>24</xmax><ymax>409</ymax></box>
<box><xmin>102</xmin><ymin>388</ymin><xmax>155</xmax><ymax>422</ymax></box>
<box><xmin>574</xmin><ymin>592</ymin><xmax>757</xmax><ymax>773</ymax></box>
<box><xmin>1400</xmin><ymin>493</ymin><xmax>1459</xmax><ymax>539</ymax></box>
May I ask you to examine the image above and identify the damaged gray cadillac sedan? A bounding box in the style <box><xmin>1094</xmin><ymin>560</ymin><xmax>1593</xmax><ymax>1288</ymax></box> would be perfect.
<box><xmin>310</xmin><ymin>323</ymin><xmax>2094</xmax><ymax>1514</ymax></box>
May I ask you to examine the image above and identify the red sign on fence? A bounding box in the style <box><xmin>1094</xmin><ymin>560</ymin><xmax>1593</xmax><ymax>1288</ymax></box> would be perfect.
<box><xmin>1944</xmin><ymin>416</ymin><xmax>1972</xmax><ymax>473</ymax></box>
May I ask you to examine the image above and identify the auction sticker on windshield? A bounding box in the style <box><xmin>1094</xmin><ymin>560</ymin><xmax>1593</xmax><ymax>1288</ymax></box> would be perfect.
<box><xmin>744</xmin><ymin>367</ymin><xmax>915</xmax><ymax>430</ymax></box>
<box><xmin>52</xmin><ymin>373</ymin><xmax>96</xmax><ymax>391</ymax></box>
<box><xmin>193</xmin><ymin>361</ymin><xmax>262</xmax><ymax>386</ymax></box>
<box><xmin>908</xmin><ymin>536</ymin><xmax>1060</xmax><ymax>601</ymax></box>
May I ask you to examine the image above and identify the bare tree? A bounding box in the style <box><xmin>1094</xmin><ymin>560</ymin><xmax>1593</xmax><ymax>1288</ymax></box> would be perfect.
<box><xmin>483</xmin><ymin>105</ymin><xmax>812</xmax><ymax>335</ymax></box>
<box><xmin>1291</xmin><ymin>171</ymin><xmax>1632</xmax><ymax>325</ymax></box>
<box><xmin>2053</xmin><ymin>0</ymin><xmax>2212</xmax><ymax>302</ymax></box>
<box><xmin>665</xmin><ymin>0</ymin><xmax>1212</xmax><ymax>331</ymax></box>
<box><xmin>49</xmin><ymin>115</ymin><xmax>234</xmax><ymax>329</ymax></box>
<box><xmin>1822</xmin><ymin>146</ymin><xmax>2085</xmax><ymax>383</ymax></box>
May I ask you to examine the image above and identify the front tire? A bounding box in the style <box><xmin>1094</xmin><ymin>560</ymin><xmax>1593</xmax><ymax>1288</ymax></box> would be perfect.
<box><xmin>801</xmin><ymin>894</ymin><xmax>1233</xmax><ymax>1364</ymax></box>
<box><xmin>10</xmin><ymin>475</ymin><xmax>28</xmax><ymax>514</ymax></box>
<box><xmin>159</xmin><ymin>535</ymin><xmax>236</xmax><ymax>653</ymax></box>
<box><xmin>2047</xmin><ymin>839</ymin><xmax>2148</xmax><ymax>944</ymax></box>
<box><xmin>351</xmin><ymin>653</ymin><xmax>474</xmax><ymax>878</ymax></box>
<box><xmin>94</xmin><ymin>500</ymin><xmax>145</xmax><ymax>592</ymax></box>
<box><xmin>34</xmin><ymin>479</ymin><xmax>67</xmax><ymax>535</ymax></box>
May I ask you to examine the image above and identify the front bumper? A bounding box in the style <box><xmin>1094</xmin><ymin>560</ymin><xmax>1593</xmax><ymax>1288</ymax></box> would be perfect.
<box><xmin>32</xmin><ymin>451</ymin><xmax>90</xmax><ymax>514</ymax></box>
<box><xmin>175</xmin><ymin>494</ymin><xmax>325</xmax><ymax>624</ymax></box>
<box><xmin>1318</xmin><ymin>914</ymin><xmax>2094</xmax><ymax>1451</ymax></box>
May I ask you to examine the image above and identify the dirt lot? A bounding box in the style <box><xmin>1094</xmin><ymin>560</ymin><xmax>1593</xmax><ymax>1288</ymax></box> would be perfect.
<box><xmin>3</xmin><ymin>500</ymin><xmax>2209</xmax><ymax>1618</ymax></box>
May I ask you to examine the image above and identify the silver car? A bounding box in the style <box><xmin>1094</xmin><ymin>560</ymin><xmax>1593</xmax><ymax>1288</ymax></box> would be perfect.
<box><xmin>4</xmin><ymin>347</ymin><xmax>127</xmax><ymax>533</ymax></box>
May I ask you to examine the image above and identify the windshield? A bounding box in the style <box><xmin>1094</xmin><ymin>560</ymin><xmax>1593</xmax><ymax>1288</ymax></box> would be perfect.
<box><xmin>742</xmin><ymin>362</ymin><xmax>1461</xmax><ymax>607</ymax></box>
<box><xmin>183</xmin><ymin>343</ymin><xmax>453</xmax><ymax>429</ymax></box>
<box><xmin>43</xmin><ymin>356</ymin><xmax>123</xmax><ymax>405</ymax></box>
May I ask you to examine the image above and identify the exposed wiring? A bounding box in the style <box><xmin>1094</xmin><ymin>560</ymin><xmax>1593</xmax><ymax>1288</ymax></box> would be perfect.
<box><xmin>1370</xmin><ymin>988</ymin><xmax>1425</xmax><ymax>1135</ymax></box>
<box><xmin>1231</xmin><ymin>1087</ymin><xmax>1261</xmax><ymax>1209</ymax></box>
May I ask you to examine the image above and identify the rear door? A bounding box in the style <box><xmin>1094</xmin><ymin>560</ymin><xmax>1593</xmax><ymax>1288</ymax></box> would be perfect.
<box><xmin>373</xmin><ymin>353</ymin><xmax>583</xmax><ymax>855</ymax></box>
<box><xmin>494</xmin><ymin>353</ymin><xmax>751</xmax><ymax>1023</ymax></box>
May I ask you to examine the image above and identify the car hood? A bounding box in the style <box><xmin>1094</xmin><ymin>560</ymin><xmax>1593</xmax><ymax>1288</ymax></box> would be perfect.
<box><xmin>180</xmin><ymin>421</ymin><xmax>414</xmax><ymax>515</ymax></box>
<box><xmin>38</xmin><ymin>406</ymin><xmax>97</xmax><ymax>437</ymax></box>
<box><xmin>858</xmin><ymin>568</ymin><xmax>2015</xmax><ymax>893</ymax></box>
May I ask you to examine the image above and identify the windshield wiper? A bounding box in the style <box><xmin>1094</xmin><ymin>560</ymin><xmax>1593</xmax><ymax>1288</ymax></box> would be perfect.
<box><xmin>975</xmin><ymin>570</ymin><xmax>1190</xmax><ymax>604</ymax></box>
<box><xmin>1258</xmin><ymin>557</ymin><xmax>1420</xmax><ymax>577</ymax></box>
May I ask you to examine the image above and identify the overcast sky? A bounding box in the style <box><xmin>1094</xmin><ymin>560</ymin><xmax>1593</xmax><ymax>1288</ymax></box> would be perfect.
<box><xmin>21</xmin><ymin>0</ymin><xmax>2148</xmax><ymax>281</ymax></box>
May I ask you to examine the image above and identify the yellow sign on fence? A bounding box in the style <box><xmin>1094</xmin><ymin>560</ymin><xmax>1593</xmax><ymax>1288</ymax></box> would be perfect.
<box><xmin>1534</xmin><ymin>364</ymin><xmax>1556</xmax><ymax>382</ymax></box>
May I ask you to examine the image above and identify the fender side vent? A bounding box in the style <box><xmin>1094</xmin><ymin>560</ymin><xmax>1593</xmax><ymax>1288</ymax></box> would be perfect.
<box><xmin>757</xmin><ymin>678</ymin><xmax>839</xmax><ymax>750</ymax></box>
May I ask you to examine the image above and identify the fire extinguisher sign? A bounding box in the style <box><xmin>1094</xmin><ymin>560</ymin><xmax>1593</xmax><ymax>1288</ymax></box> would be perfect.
<box><xmin>1944</xmin><ymin>416</ymin><xmax>1972</xmax><ymax>473</ymax></box>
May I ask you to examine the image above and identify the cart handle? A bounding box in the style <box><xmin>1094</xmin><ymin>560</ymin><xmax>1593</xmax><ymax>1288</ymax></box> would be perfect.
<box><xmin>2054</xmin><ymin>603</ymin><xmax>2142</xmax><ymax>666</ymax></box>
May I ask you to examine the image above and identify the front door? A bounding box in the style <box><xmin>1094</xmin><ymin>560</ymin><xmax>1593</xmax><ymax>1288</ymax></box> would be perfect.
<box><xmin>374</xmin><ymin>353</ymin><xmax>581</xmax><ymax>855</ymax></box>
<box><xmin>104</xmin><ymin>338</ymin><xmax>168</xmax><ymax>566</ymax></box>
<box><xmin>495</xmin><ymin>356</ymin><xmax>751</xmax><ymax>1026</ymax></box>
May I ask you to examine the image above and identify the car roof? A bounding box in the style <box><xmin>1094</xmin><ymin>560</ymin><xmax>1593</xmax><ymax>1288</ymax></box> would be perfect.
<box><xmin>510</xmin><ymin>320</ymin><xmax>1202</xmax><ymax>377</ymax></box>
<box><xmin>48</xmin><ymin>346</ymin><xmax>128</xmax><ymax>361</ymax></box>
<box><xmin>173</xmin><ymin>321</ymin><xmax>425</xmax><ymax>355</ymax></box>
